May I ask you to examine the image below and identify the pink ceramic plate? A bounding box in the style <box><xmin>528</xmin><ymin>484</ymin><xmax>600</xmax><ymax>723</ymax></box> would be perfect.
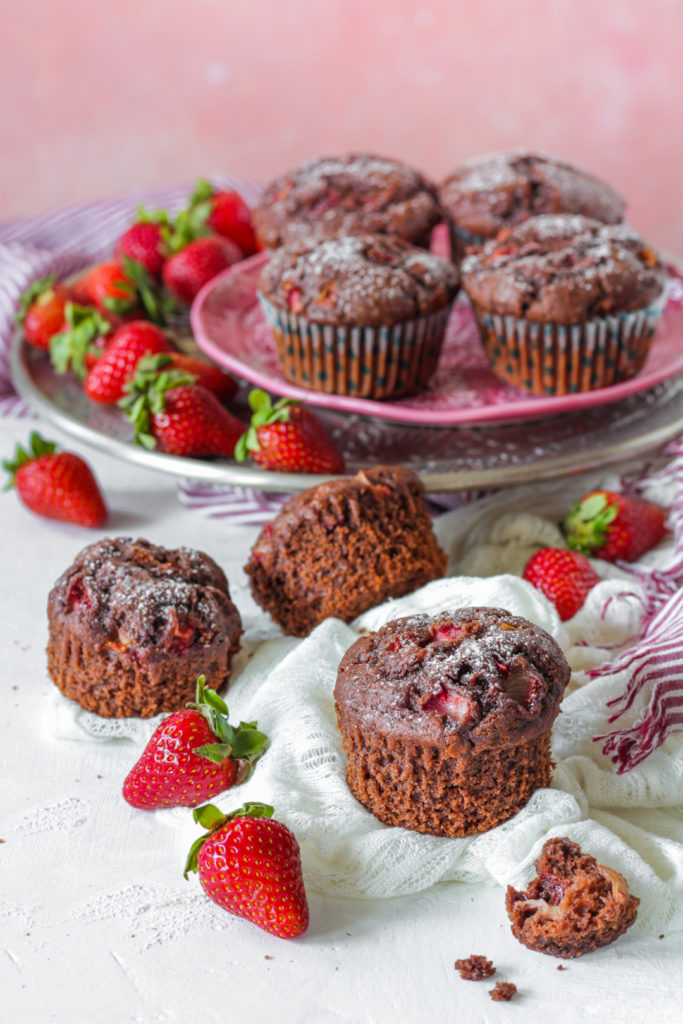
<box><xmin>191</xmin><ymin>252</ymin><xmax>683</xmax><ymax>427</ymax></box>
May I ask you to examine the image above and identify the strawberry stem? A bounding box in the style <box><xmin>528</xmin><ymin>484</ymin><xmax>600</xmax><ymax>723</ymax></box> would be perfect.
<box><xmin>183</xmin><ymin>800</ymin><xmax>275</xmax><ymax>877</ymax></box>
<box><xmin>118</xmin><ymin>354</ymin><xmax>197</xmax><ymax>447</ymax></box>
<box><xmin>187</xmin><ymin>675</ymin><xmax>268</xmax><ymax>764</ymax></box>
<box><xmin>16</xmin><ymin>275</ymin><xmax>57</xmax><ymax>326</ymax></box>
<box><xmin>234</xmin><ymin>389</ymin><xmax>296</xmax><ymax>463</ymax></box>
<box><xmin>3</xmin><ymin>431</ymin><xmax>57</xmax><ymax>489</ymax></box>
<box><xmin>49</xmin><ymin>302</ymin><xmax>112</xmax><ymax>379</ymax></box>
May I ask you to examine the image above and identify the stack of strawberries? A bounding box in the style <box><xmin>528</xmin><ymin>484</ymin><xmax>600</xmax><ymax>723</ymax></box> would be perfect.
<box><xmin>15</xmin><ymin>180</ymin><xmax>345</xmax><ymax>477</ymax></box>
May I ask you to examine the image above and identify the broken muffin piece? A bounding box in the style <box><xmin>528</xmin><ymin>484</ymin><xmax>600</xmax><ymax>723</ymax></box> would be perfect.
<box><xmin>505</xmin><ymin>836</ymin><xmax>639</xmax><ymax>958</ymax></box>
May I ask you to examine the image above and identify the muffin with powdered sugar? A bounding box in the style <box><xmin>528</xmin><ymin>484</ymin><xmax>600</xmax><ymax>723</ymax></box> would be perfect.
<box><xmin>47</xmin><ymin>537</ymin><xmax>242</xmax><ymax>717</ymax></box>
<box><xmin>461</xmin><ymin>214</ymin><xmax>667</xmax><ymax>394</ymax></box>
<box><xmin>258</xmin><ymin>233</ymin><xmax>459</xmax><ymax>398</ymax></box>
<box><xmin>335</xmin><ymin>606</ymin><xmax>569</xmax><ymax>837</ymax></box>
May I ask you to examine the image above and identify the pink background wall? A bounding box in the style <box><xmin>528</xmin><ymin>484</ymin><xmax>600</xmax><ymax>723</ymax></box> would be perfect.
<box><xmin>3</xmin><ymin>0</ymin><xmax>682</xmax><ymax>252</ymax></box>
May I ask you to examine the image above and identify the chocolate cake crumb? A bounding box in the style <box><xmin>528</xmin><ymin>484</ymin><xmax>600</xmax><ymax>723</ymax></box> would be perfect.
<box><xmin>506</xmin><ymin>837</ymin><xmax>639</xmax><ymax>958</ymax></box>
<box><xmin>489</xmin><ymin>982</ymin><xmax>517</xmax><ymax>1002</ymax></box>
<box><xmin>454</xmin><ymin>955</ymin><xmax>496</xmax><ymax>980</ymax></box>
<box><xmin>557</xmin><ymin>964</ymin><xmax>565</xmax><ymax>971</ymax></box>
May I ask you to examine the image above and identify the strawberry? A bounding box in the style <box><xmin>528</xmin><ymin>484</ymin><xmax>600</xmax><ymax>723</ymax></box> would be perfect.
<box><xmin>562</xmin><ymin>489</ymin><xmax>668</xmax><ymax>562</ymax></box>
<box><xmin>120</xmin><ymin>359</ymin><xmax>244</xmax><ymax>457</ymax></box>
<box><xmin>234</xmin><ymin>390</ymin><xmax>346</xmax><ymax>474</ymax></box>
<box><xmin>16</xmin><ymin>276</ymin><xmax>71</xmax><ymax>350</ymax></box>
<box><xmin>123</xmin><ymin>676</ymin><xmax>267</xmax><ymax>809</ymax></box>
<box><xmin>184</xmin><ymin>801</ymin><xmax>309</xmax><ymax>939</ymax></box>
<box><xmin>522</xmin><ymin>547</ymin><xmax>600</xmax><ymax>621</ymax></box>
<box><xmin>115</xmin><ymin>219</ymin><xmax>167</xmax><ymax>279</ymax></box>
<box><xmin>3</xmin><ymin>431</ymin><xmax>107</xmax><ymax>528</ymax></box>
<box><xmin>189</xmin><ymin>180</ymin><xmax>259</xmax><ymax>255</ymax></box>
<box><xmin>80</xmin><ymin>257</ymin><xmax>176</xmax><ymax>325</ymax></box>
<box><xmin>159</xmin><ymin>352</ymin><xmax>238</xmax><ymax>402</ymax></box>
<box><xmin>81</xmin><ymin>261</ymin><xmax>140</xmax><ymax>316</ymax></box>
<box><xmin>162</xmin><ymin>235</ymin><xmax>241</xmax><ymax>305</ymax></box>
<box><xmin>84</xmin><ymin>321</ymin><xmax>171</xmax><ymax>404</ymax></box>
<box><xmin>49</xmin><ymin>303</ymin><xmax>113</xmax><ymax>379</ymax></box>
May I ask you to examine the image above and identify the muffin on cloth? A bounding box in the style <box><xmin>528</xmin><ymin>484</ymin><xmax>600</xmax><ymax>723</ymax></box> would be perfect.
<box><xmin>47</xmin><ymin>537</ymin><xmax>242</xmax><ymax>718</ymax></box>
<box><xmin>253</xmin><ymin>152</ymin><xmax>442</xmax><ymax>250</ymax></box>
<box><xmin>506</xmin><ymin>836</ymin><xmax>639</xmax><ymax>957</ymax></box>
<box><xmin>439</xmin><ymin>149</ymin><xmax>625</xmax><ymax>260</ymax></box>
<box><xmin>334</xmin><ymin>606</ymin><xmax>570</xmax><ymax>837</ymax></box>
<box><xmin>258</xmin><ymin>233</ymin><xmax>459</xmax><ymax>399</ymax></box>
<box><xmin>245</xmin><ymin>466</ymin><xmax>447</xmax><ymax>637</ymax></box>
<box><xmin>461</xmin><ymin>214</ymin><xmax>668</xmax><ymax>395</ymax></box>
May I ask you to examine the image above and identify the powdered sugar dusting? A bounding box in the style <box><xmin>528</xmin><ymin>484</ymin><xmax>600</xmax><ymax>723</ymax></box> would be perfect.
<box><xmin>441</xmin><ymin>150</ymin><xmax>625</xmax><ymax>233</ymax></box>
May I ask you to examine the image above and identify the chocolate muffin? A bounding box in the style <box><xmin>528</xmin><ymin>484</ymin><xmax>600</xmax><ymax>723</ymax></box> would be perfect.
<box><xmin>461</xmin><ymin>214</ymin><xmax>668</xmax><ymax>394</ymax></box>
<box><xmin>334</xmin><ymin>607</ymin><xmax>569</xmax><ymax>837</ymax></box>
<box><xmin>253</xmin><ymin>153</ymin><xmax>442</xmax><ymax>250</ymax></box>
<box><xmin>440</xmin><ymin>150</ymin><xmax>625</xmax><ymax>259</ymax></box>
<box><xmin>47</xmin><ymin>537</ymin><xmax>242</xmax><ymax>718</ymax></box>
<box><xmin>258</xmin><ymin>234</ymin><xmax>459</xmax><ymax>398</ymax></box>
<box><xmin>245</xmin><ymin>466</ymin><xmax>447</xmax><ymax>637</ymax></box>
<box><xmin>506</xmin><ymin>837</ymin><xmax>639</xmax><ymax>958</ymax></box>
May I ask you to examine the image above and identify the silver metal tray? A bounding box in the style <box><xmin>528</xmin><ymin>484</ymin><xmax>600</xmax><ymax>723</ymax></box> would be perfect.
<box><xmin>12</xmin><ymin>333</ymin><xmax>683</xmax><ymax>493</ymax></box>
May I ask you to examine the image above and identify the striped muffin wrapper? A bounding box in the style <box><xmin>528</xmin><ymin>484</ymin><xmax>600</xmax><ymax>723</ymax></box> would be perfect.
<box><xmin>447</xmin><ymin>222</ymin><xmax>488</xmax><ymax>262</ymax></box>
<box><xmin>258</xmin><ymin>292</ymin><xmax>453</xmax><ymax>400</ymax></box>
<box><xmin>471</xmin><ymin>284</ymin><xmax>668</xmax><ymax>396</ymax></box>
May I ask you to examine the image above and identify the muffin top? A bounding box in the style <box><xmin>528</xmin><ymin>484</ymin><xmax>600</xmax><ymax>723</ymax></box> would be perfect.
<box><xmin>259</xmin><ymin>233</ymin><xmax>459</xmax><ymax>326</ymax></box>
<box><xmin>461</xmin><ymin>215</ymin><xmax>667</xmax><ymax>323</ymax></box>
<box><xmin>48</xmin><ymin>537</ymin><xmax>240</xmax><ymax>656</ymax></box>
<box><xmin>253</xmin><ymin>153</ymin><xmax>442</xmax><ymax>249</ymax></box>
<box><xmin>440</xmin><ymin>150</ymin><xmax>625</xmax><ymax>241</ymax></box>
<box><xmin>334</xmin><ymin>606</ymin><xmax>569</xmax><ymax>755</ymax></box>
<box><xmin>249</xmin><ymin>466</ymin><xmax>434</xmax><ymax>562</ymax></box>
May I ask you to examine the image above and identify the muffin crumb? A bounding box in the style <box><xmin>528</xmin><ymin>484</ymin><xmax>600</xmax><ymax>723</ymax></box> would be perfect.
<box><xmin>454</xmin><ymin>955</ymin><xmax>496</xmax><ymax>980</ymax></box>
<box><xmin>489</xmin><ymin>981</ymin><xmax>517</xmax><ymax>1002</ymax></box>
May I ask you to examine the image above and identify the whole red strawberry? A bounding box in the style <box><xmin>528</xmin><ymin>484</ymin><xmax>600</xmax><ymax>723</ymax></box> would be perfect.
<box><xmin>522</xmin><ymin>547</ymin><xmax>600</xmax><ymax>621</ymax></box>
<box><xmin>161</xmin><ymin>352</ymin><xmax>238</xmax><ymax>402</ymax></box>
<box><xmin>563</xmin><ymin>489</ymin><xmax>668</xmax><ymax>563</ymax></box>
<box><xmin>162</xmin><ymin>235</ymin><xmax>241</xmax><ymax>305</ymax></box>
<box><xmin>188</xmin><ymin>180</ymin><xmax>259</xmax><ymax>256</ymax></box>
<box><xmin>120</xmin><ymin>359</ymin><xmax>244</xmax><ymax>457</ymax></box>
<box><xmin>123</xmin><ymin>676</ymin><xmax>267</xmax><ymax>810</ymax></box>
<box><xmin>82</xmin><ymin>261</ymin><xmax>140</xmax><ymax>316</ymax></box>
<box><xmin>17</xmin><ymin>276</ymin><xmax>71</xmax><ymax>350</ymax></box>
<box><xmin>3</xmin><ymin>432</ymin><xmax>107</xmax><ymax>528</ymax></box>
<box><xmin>184</xmin><ymin>802</ymin><xmax>309</xmax><ymax>939</ymax></box>
<box><xmin>234</xmin><ymin>390</ymin><xmax>345</xmax><ymax>474</ymax></box>
<box><xmin>84</xmin><ymin>321</ymin><xmax>171</xmax><ymax>404</ymax></box>
<box><xmin>116</xmin><ymin>220</ymin><xmax>166</xmax><ymax>279</ymax></box>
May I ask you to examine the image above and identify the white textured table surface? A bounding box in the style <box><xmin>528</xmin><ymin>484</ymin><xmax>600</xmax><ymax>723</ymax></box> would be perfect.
<box><xmin>1</xmin><ymin>416</ymin><xmax>681</xmax><ymax>1024</ymax></box>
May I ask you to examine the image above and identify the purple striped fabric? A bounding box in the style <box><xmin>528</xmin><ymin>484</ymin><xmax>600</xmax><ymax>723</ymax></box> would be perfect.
<box><xmin>590</xmin><ymin>435</ymin><xmax>683</xmax><ymax>771</ymax></box>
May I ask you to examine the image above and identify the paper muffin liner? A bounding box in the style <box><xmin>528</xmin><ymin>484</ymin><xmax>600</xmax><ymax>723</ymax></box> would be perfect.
<box><xmin>258</xmin><ymin>292</ymin><xmax>453</xmax><ymax>399</ymax></box>
<box><xmin>471</xmin><ymin>284</ymin><xmax>668</xmax><ymax>396</ymax></box>
<box><xmin>447</xmin><ymin>222</ymin><xmax>488</xmax><ymax>262</ymax></box>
